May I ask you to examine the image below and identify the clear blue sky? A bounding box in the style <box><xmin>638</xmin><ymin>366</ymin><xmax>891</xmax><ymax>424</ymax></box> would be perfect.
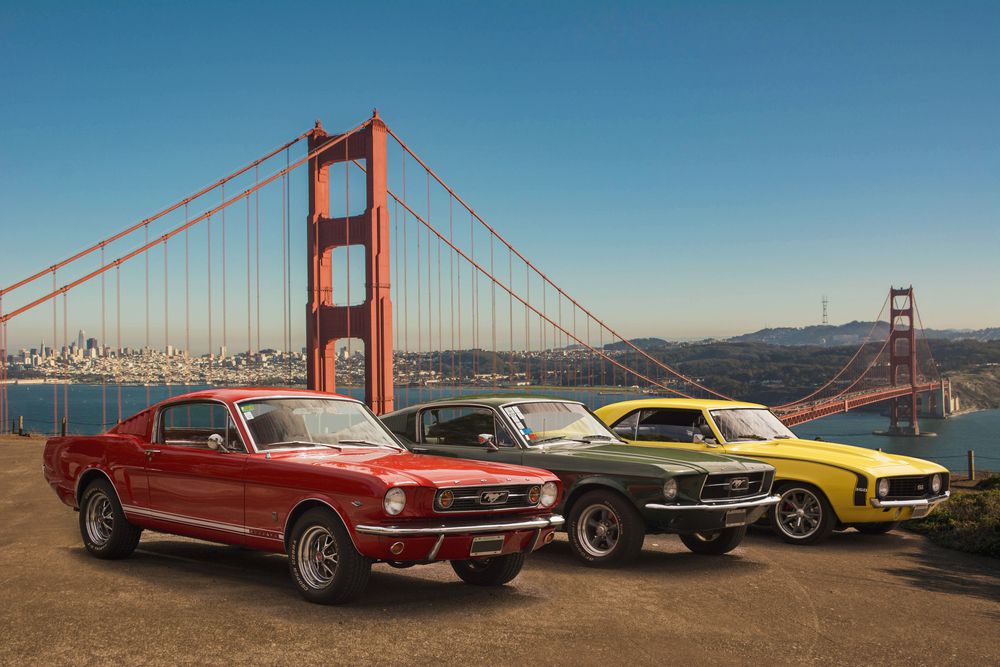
<box><xmin>1</xmin><ymin>1</ymin><xmax>997</xmax><ymax>351</ymax></box>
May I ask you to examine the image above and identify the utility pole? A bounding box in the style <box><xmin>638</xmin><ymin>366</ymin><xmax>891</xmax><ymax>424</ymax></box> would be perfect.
<box><xmin>822</xmin><ymin>295</ymin><xmax>829</xmax><ymax>325</ymax></box>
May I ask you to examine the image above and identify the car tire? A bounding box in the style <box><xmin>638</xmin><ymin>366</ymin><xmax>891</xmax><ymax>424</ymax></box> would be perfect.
<box><xmin>770</xmin><ymin>482</ymin><xmax>837</xmax><ymax>545</ymax></box>
<box><xmin>679</xmin><ymin>525</ymin><xmax>747</xmax><ymax>555</ymax></box>
<box><xmin>567</xmin><ymin>489</ymin><xmax>645</xmax><ymax>566</ymax></box>
<box><xmin>79</xmin><ymin>478</ymin><xmax>142</xmax><ymax>559</ymax></box>
<box><xmin>451</xmin><ymin>553</ymin><xmax>526</xmax><ymax>586</ymax></box>
<box><xmin>287</xmin><ymin>507</ymin><xmax>371</xmax><ymax>604</ymax></box>
<box><xmin>855</xmin><ymin>521</ymin><xmax>900</xmax><ymax>535</ymax></box>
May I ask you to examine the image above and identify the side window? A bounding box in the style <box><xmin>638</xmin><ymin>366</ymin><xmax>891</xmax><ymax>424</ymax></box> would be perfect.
<box><xmin>611</xmin><ymin>411</ymin><xmax>639</xmax><ymax>440</ymax></box>
<box><xmin>421</xmin><ymin>407</ymin><xmax>511</xmax><ymax>446</ymax></box>
<box><xmin>159</xmin><ymin>402</ymin><xmax>245</xmax><ymax>452</ymax></box>
<box><xmin>635</xmin><ymin>409</ymin><xmax>708</xmax><ymax>443</ymax></box>
<box><xmin>381</xmin><ymin>411</ymin><xmax>417</xmax><ymax>443</ymax></box>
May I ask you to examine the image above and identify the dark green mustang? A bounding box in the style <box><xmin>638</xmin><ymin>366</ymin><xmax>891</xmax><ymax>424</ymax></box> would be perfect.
<box><xmin>381</xmin><ymin>397</ymin><xmax>780</xmax><ymax>566</ymax></box>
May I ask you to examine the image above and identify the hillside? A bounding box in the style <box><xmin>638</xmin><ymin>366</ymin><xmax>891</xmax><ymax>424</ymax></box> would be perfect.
<box><xmin>728</xmin><ymin>322</ymin><xmax>1000</xmax><ymax>347</ymax></box>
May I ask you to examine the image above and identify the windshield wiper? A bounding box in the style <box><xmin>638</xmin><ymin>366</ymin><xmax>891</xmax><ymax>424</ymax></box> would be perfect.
<box><xmin>267</xmin><ymin>440</ymin><xmax>341</xmax><ymax>450</ymax></box>
<box><xmin>581</xmin><ymin>434</ymin><xmax>615</xmax><ymax>442</ymax></box>
<box><xmin>531</xmin><ymin>436</ymin><xmax>581</xmax><ymax>445</ymax></box>
<box><xmin>732</xmin><ymin>434</ymin><xmax>769</xmax><ymax>441</ymax></box>
<box><xmin>336</xmin><ymin>439</ymin><xmax>400</xmax><ymax>449</ymax></box>
<box><xmin>773</xmin><ymin>435</ymin><xmax>794</xmax><ymax>439</ymax></box>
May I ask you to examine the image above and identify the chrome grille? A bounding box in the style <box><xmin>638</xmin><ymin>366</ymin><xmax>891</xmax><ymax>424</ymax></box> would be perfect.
<box><xmin>436</xmin><ymin>485</ymin><xmax>537</xmax><ymax>512</ymax></box>
<box><xmin>701</xmin><ymin>471</ymin><xmax>769</xmax><ymax>501</ymax></box>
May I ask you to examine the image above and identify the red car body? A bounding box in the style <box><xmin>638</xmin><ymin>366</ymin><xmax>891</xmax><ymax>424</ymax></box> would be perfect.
<box><xmin>43</xmin><ymin>388</ymin><xmax>563</xmax><ymax>569</ymax></box>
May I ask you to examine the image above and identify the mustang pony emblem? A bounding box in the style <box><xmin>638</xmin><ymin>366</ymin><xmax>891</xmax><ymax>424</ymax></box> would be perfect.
<box><xmin>479</xmin><ymin>490</ymin><xmax>510</xmax><ymax>505</ymax></box>
<box><xmin>729</xmin><ymin>477</ymin><xmax>750</xmax><ymax>491</ymax></box>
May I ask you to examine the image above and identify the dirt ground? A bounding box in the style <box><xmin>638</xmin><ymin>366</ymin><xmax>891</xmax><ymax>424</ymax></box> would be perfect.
<box><xmin>2</xmin><ymin>436</ymin><xmax>997</xmax><ymax>666</ymax></box>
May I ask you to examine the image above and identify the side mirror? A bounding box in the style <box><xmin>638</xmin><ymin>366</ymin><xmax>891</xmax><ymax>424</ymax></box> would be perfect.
<box><xmin>207</xmin><ymin>433</ymin><xmax>228</xmax><ymax>453</ymax></box>
<box><xmin>477</xmin><ymin>433</ymin><xmax>499</xmax><ymax>452</ymax></box>
<box><xmin>693</xmin><ymin>434</ymin><xmax>719</xmax><ymax>447</ymax></box>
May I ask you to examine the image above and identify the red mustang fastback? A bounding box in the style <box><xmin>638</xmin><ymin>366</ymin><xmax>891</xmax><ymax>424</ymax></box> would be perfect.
<box><xmin>43</xmin><ymin>388</ymin><xmax>564</xmax><ymax>604</ymax></box>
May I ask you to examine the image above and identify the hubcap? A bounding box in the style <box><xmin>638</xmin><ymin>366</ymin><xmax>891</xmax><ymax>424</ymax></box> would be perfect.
<box><xmin>777</xmin><ymin>489</ymin><xmax>822</xmax><ymax>538</ymax></box>
<box><xmin>577</xmin><ymin>504</ymin><xmax>621</xmax><ymax>557</ymax></box>
<box><xmin>85</xmin><ymin>491</ymin><xmax>115</xmax><ymax>547</ymax></box>
<box><xmin>297</xmin><ymin>526</ymin><xmax>339</xmax><ymax>589</ymax></box>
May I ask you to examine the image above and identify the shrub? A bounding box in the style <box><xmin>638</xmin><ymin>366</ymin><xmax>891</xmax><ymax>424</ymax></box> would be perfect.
<box><xmin>907</xmin><ymin>490</ymin><xmax>1000</xmax><ymax>558</ymax></box>
<box><xmin>976</xmin><ymin>475</ymin><xmax>1000</xmax><ymax>491</ymax></box>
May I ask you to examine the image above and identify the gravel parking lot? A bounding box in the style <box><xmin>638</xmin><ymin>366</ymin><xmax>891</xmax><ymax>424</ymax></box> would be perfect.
<box><xmin>2</xmin><ymin>436</ymin><xmax>997</xmax><ymax>666</ymax></box>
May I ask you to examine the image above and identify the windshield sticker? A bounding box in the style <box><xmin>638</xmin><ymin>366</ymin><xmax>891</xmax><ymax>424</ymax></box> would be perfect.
<box><xmin>240</xmin><ymin>405</ymin><xmax>255</xmax><ymax>420</ymax></box>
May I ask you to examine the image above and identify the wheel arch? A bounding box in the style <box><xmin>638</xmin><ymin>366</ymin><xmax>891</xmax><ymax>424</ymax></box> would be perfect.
<box><xmin>283</xmin><ymin>498</ymin><xmax>359</xmax><ymax>552</ymax></box>
<box><xmin>563</xmin><ymin>477</ymin><xmax>639</xmax><ymax>516</ymax></box>
<box><xmin>74</xmin><ymin>467</ymin><xmax>122</xmax><ymax>509</ymax></box>
<box><xmin>773</xmin><ymin>478</ymin><xmax>843</xmax><ymax>523</ymax></box>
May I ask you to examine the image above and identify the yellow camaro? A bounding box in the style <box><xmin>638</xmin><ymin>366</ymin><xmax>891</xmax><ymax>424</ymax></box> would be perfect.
<box><xmin>595</xmin><ymin>398</ymin><xmax>950</xmax><ymax>545</ymax></box>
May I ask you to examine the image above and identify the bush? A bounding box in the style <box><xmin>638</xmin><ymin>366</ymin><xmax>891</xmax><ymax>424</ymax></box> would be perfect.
<box><xmin>907</xmin><ymin>490</ymin><xmax>1000</xmax><ymax>558</ymax></box>
<box><xmin>976</xmin><ymin>475</ymin><xmax>1000</xmax><ymax>491</ymax></box>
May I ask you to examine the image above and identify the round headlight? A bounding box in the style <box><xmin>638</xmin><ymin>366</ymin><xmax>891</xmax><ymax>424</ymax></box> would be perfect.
<box><xmin>663</xmin><ymin>478</ymin><xmax>679</xmax><ymax>502</ymax></box>
<box><xmin>383</xmin><ymin>487</ymin><xmax>406</xmax><ymax>515</ymax></box>
<box><xmin>876</xmin><ymin>478</ymin><xmax>890</xmax><ymax>499</ymax></box>
<box><xmin>930</xmin><ymin>474</ymin><xmax>942</xmax><ymax>494</ymax></box>
<box><xmin>527</xmin><ymin>485</ymin><xmax>541</xmax><ymax>504</ymax></box>
<box><xmin>437</xmin><ymin>490</ymin><xmax>454</xmax><ymax>510</ymax></box>
<box><xmin>539</xmin><ymin>481</ymin><xmax>558</xmax><ymax>507</ymax></box>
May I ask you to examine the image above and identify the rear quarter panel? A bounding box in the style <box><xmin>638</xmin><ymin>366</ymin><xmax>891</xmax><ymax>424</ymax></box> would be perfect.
<box><xmin>43</xmin><ymin>434</ymin><xmax>149</xmax><ymax>510</ymax></box>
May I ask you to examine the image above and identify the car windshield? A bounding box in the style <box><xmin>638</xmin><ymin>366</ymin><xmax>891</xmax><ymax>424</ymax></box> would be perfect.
<box><xmin>503</xmin><ymin>401</ymin><xmax>622</xmax><ymax>446</ymax></box>
<box><xmin>709</xmin><ymin>408</ymin><xmax>795</xmax><ymax>443</ymax></box>
<box><xmin>238</xmin><ymin>398</ymin><xmax>402</xmax><ymax>451</ymax></box>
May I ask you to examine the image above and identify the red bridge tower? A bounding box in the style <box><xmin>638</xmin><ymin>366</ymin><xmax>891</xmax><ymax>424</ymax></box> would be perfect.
<box><xmin>306</xmin><ymin>113</ymin><xmax>393</xmax><ymax>413</ymax></box>
<box><xmin>887</xmin><ymin>286</ymin><xmax>919</xmax><ymax>435</ymax></box>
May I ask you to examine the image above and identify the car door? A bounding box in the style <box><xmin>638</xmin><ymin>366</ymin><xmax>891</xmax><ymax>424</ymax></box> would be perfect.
<box><xmin>415</xmin><ymin>405</ymin><xmax>524</xmax><ymax>465</ymax></box>
<box><xmin>610</xmin><ymin>407</ymin><xmax>719</xmax><ymax>452</ymax></box>
<box><xmin>144</xmin><ymin>400</ymin><xmax>248</xmax><ymax>543</ymax></box>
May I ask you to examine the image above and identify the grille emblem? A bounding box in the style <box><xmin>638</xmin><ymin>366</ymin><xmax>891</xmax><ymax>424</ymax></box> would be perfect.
<box><xmin>729</xmin><ymin>477</ymin><xmax>750</xmax><ymax>491</ymax></box>
<box><xmin>479</xmin><ymin>490</ymin><xmax>509</xmax><ymax>505</ymax></box>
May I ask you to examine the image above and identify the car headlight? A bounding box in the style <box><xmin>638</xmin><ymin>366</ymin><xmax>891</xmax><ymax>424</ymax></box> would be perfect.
<box><xmin>876</xmin><ymin>478</ymin><xmax>890</xmax><ymax>499</ymax></box>
<box><xmin>436</xmin><ymin>490</ymin><xmax>455</xmax><ymax>510</ymax></box>
<box><xmin>663</xmin><ymin>478</ymin><xmax>678</xmax><ymax>502</ymax></box>
<box><xmin>383</xmin><ymin>487</ymin><xmax>407</xmax><ymax>515</ymax></box>
<box><xmin>930</xmin><ymin>474</ymin><xmax>942</xmax><ymax>494</ymax></box>
<box><xmin>539</xmin><ymin>481</ymin><xmax>558</xmax><ymax>507</ymax></box>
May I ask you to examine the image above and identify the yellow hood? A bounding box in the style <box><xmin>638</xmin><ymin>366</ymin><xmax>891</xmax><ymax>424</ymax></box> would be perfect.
<box><xmin>723</xmin><ymin>438</ymin><xmax>949</xmax><ymax>476</ymax></box>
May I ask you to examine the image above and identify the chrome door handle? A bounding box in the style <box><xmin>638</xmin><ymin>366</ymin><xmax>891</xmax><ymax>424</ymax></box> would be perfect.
<box><xmin>144</xmin><ymin>449</ymin><xmax>161</xmax><ymax>456</ymax></box>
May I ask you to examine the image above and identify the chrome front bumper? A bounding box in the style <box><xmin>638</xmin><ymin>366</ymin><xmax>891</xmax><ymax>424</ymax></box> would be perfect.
<box><xmin>645</xmin><ymin>494</ymin><xmax>781</xmax><ymax>512</ymax></box>
<box><xmin>870</xmin><ymin>491</ymin><xmax>950</xmax><ymax>508</ymax></box>
<box><xmin>355</xmin><ymin>515</ymin><xmax>565</xmax><ymax>537</ymax></box>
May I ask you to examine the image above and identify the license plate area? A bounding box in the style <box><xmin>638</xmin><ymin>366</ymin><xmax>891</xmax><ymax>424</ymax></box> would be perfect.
<box><xmin>470</xmin><ymin>535</ymin><xmax>505</xmax><ymax>557</ymax></box>
<box><xmin>725</xmin><ymin>510</ymin><xmax>747</xmax><ymax>527</ymax></box>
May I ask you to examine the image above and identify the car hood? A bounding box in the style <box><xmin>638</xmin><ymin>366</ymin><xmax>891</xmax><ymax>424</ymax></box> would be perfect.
<box><xmin>723</xmin><ymin>438</ymin><xmax>949</xmax><ymax>475</ymax></box>
<box><xmin>533</xmin><ymin>441</ymin><xmax>772</xmax><ymax>475</ymax></box>
<box><xmin>262</xmin><ymin>447</ymin><xmax>554</xmax><ymax>487</ymax></box>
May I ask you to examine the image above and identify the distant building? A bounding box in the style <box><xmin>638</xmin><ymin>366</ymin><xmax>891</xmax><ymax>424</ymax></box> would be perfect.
<box><xmin>86</xmin><ymin>337</ymin><xmax>98</xmax><ymax>351</ymax></box>
<box><xmin>77</xmin><ymin>329</ymin><xmax>86</xmax><ymax>350</ymax></box>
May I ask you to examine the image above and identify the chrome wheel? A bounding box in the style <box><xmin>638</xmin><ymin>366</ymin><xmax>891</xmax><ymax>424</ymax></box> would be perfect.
<box><xmin>296</xmin><ymin>525</ymin><xmax>339</xmax><ymax>589</ymax></box>
<box><xmin>577</xmin><ymin>504</ymin><xmax>621</xmax><ymax>558</ymax></box>
<box><xmin>776</xmin><ymin>488</ymin><xmax>823</xmax><ymax>538</ymax></box>
<box><xmin>85</xmin><ymin>490</ymin><xmax>114</xmax><ymax>547</ymax></box>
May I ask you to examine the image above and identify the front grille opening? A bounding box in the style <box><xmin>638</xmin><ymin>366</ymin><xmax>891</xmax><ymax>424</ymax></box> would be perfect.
<box><xmin>436</xmin><ymin>485</ymin><xmax>537</xmax><ymax>512</ymax></box>
<box><xmin>885</xmin><ymin>475</ymin><xmax>942</xmax><ymax>500</ymax></box>
<box><xmin>701</xmin><ymin>471</ymin><xmax>768</xmax><ymax>501</ymax></box>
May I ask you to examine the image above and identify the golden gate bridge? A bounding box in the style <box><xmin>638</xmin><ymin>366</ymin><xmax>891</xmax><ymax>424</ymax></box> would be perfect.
<box><xmin>0</xmin><ymin>111</ymin><xmax>948</xmax><ymax>436</ymax></box>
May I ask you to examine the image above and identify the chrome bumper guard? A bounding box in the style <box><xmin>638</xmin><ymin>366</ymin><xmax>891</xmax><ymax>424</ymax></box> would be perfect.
<box><xmin>645</xmin><ymin>494</ymin><xmax>781</xmax><ymax>512</ymax></box>
<box><xmin>355</xmin><ymin>514</ymin><xmax>565</xmax><ymax>537</ymax></box>
<box><xmin>870</xmin><ymin>491</ymin><xmax>950</xmax><ymax>509</ymax></box>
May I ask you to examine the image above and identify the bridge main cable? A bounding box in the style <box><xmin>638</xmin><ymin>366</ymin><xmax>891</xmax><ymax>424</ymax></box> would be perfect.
<box><xmin>0</xmin><ymin>118</ymin><xmax>372</xmax><ymax>324</ymax></box>
<box><xmin>0</xmin><ymin>130</ymin><xmax>312</xmax><ymax>299</ymax></box>
<box><xmin>379</xmin><ymin>127</ymin><xmax>730</xmax><ymax>399</ymax></box>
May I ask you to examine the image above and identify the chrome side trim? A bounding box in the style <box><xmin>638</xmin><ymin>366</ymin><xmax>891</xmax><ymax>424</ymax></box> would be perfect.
<box><xmin>355</xmin><ymin>515</ymin><xmax>564</xmax><ymax>537</ymax></box>
<box><xmin>121</xmin><ymin>504</ymin><xmax>283</xmax><ymax>542</ymax></box>
<box><xmin>870</xmin><ymin>491</ymin><xmax>950</xmax><ymax>508</ymax></box>
<box><xmin>645</xmin><ymin>494</ymin><xmax>781</xmax><ymax>512</ymax></box>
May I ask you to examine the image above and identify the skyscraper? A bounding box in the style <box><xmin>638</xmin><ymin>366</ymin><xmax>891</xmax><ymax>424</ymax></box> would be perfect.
<box><xmin>77</xmin><ymin>329</ymin><xmax>85</xmax><ymax>350</ymax></box>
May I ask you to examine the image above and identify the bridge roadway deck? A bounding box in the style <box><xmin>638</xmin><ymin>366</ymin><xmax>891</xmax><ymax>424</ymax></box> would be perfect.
<box><xmin>2</xmin><ymin>436</ymin><xmax>997</xmax><ymax>666</ymax></box>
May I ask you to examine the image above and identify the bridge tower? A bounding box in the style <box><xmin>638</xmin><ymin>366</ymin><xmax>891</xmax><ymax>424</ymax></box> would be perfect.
<box><xmin>306</xmin><ymin>113</ymin><xmax>393</xmax><ymax>414</ymax></box>
<box><xmin>887</xmin><ymin>286</ymin><xmax>919</xmax><ymax>435</ymax></box>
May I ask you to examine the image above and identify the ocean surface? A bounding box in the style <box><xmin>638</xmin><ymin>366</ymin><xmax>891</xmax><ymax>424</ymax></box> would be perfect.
<box><xmin>4</xmin><ymin>383</ymin><xmax>998</xmax><ymax>472</ymax></box>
